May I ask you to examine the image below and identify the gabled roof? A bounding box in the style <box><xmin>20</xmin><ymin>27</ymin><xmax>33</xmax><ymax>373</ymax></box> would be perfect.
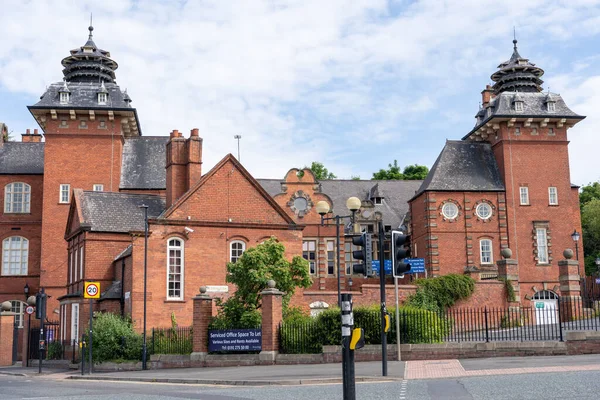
<box><xmin>77</xmin><ymin>191</ymin><xmax>165</xmax><ymax>233</ymax></box>
<box><xmin>414</xmin><ymin>140</ymin><xmax>504</xmax><ymax>197</ymax></box>
<box><xmin>0</xmin><ymin>142</ymin><xmax>44</xmax><ymax>174</ymax></box>
<box><xmin>162</xmin><ymin>154</ymin><xmax>296</xmax><ymax>226</ymax></box>
<box><xmin>120</xmin><ymin>137</ymin><xmax>169</xmax><ymax>189</ymax></box>
<box><xmin>258</xmin><ymin>179</ymin><xmax>422</xmax><ymax>229</ymax></box>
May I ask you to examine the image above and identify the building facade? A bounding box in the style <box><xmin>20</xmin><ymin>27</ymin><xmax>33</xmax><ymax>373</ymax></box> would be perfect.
<box><xmin>409</xmin><ymin>40</ymin><xmax>585</xmax><ymax>301</ymax></box>
<box><xmin>0</xmin><ymin>29</ymin><xmax>586</xmax><ymax>344</ymax></box>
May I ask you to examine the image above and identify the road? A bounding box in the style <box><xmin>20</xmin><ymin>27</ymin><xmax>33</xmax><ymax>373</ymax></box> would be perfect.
<box><xmin>2</xmin><ymin>370</ymin><xmax>600</xmax><ymax>399</ymax></box>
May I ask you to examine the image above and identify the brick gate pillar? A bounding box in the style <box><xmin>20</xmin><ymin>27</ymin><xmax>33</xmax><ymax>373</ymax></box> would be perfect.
<box><xmin>0</xmin><ymin>302</ymin><xmax>16</xmax><ymax>366</ymax></box>
<box><xmin>496</xmin><ymin>248</ymin><xmax>520</xmax><ymax>306</ymax></box>
<box><xmin>191</xmin><ymin>287</ymin><xmax>213</xmax><ymax>360</ymax></box>
<box><xmin>558</xmin><ymin>249</ymin><xmax>581</xmax><ymax>321</ymax></box>
<box><xmin>260</xmin><ymin>280</ymin><xmax>283</xmax><ymax>364</ymax></box>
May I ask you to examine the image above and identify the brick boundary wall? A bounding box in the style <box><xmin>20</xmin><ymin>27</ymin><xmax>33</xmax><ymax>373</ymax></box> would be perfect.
<box><xmin>90</xmin><ymin>331</ymin><xmax>600</xmax><ymax>371</ymax></box>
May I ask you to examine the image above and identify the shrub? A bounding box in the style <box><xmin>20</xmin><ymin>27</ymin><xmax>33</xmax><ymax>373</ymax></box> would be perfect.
<box><xmin>47</xmin><ymin>341</ymin><xmax>63</xmax><ymax>360</ymax></box>
<box><xmin>279</xmin><ymin>319</ymin><xmax>323</xmax><ymax>354</ymax></box>
<box><xmin>91</xmin><ymin>313</ymin><xmax>142</xmax><ymax>363</ymax></box>
<box><xmin>406</xmin><ymin>274</ymin><xmax>475</xmax><ymax>312</ymax></box>
<box><xmin>398</xmin><ymin>306</ymin><xmax>447</xmax><ymax>344</ymax></box>
<box><xmin>499</xmin><ymin>278</ymin><xmax>516</xmax><ymax>302</ymax></box>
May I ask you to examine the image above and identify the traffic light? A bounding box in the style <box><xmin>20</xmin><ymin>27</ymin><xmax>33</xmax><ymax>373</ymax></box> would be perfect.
<box><xmin>392</xmin><ymin>231</ymin><xmax>411</xmax><ymax>278</ymax></box>
<box><xmin>35</xmin><ymin>290</ymin><xmax>47</xmax><ymax>320</ymax></box>
<box><xmin>352</xmin><ymin>233</ymin><xmax>373</xmax><ymax>276</ymax></box>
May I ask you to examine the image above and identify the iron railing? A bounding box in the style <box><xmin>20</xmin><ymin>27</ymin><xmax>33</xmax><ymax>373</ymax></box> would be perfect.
<box><xmin>279</xmin><ymin>320</ymin><xmax>323</xmax><ymax>354</ymax></box>
<box><xmin>150</xmin><ymin>326</ymin><xmax>193</xmax><ymax>355</ymax></box>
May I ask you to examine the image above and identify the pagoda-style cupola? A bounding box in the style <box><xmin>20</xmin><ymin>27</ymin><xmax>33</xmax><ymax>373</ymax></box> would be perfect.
<box><xmin>98</xmin><ymin>81</ymin><xmax>108</xmax><ymax>105</ymax></box>
<box><xmin>490</xmin><ymin>40</ymin><xmax>544</xmax><ymax>94</ymax></box>
<box><xmin>61</xmin><ymin>24</ymin><xmax>118</xmax><ymax>83</ymax></box>
<box><xmin>58</xmin><ymin>80</ymin><xmax>70</xmax><ymax>104</ymax></box>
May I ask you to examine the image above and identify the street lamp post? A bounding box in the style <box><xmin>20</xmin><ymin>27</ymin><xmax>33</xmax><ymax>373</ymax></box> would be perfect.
<box><xmin>139</xmin><ymin>204</ymin><xmax>149</xmax><ymax>370</ymax></box>
<box><xmin>315</xmin><ymin>197</ymin><xmax>361</xmax><ymax>307</ymax></box>
<box><xmin>316</xmin><ymin>197</ymin><xmax>361</xmax><ymax>400</ymax></box>
<box><xmin>571</xmin><ymin>229</ymin><xmax>581</xmax><ymax>261</ymax></box>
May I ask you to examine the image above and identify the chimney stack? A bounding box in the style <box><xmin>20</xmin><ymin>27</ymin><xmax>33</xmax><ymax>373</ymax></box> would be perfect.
<box><xmin>21</xmin><ymin>128</ymin><xmax>43</xmax><ymax>143</ymax></box>
<box><xmin>166</xmin><ymin>129</ymin><xmax>203</xmax><ymax>208</ymax></box>
<box><xmin>481</xmin><ymin>84</ymin><xmax>494</xmax><ymax>108</ymax></box>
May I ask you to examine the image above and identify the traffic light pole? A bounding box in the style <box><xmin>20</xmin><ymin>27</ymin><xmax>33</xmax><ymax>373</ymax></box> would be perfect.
<box><xmin>378</xmin><ymin>221</ymin><xmax>388</xmax><ymax>376</ymax></box>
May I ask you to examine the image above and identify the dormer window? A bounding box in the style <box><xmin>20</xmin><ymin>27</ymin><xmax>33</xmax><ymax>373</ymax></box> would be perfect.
<box><xmin>374</xmin><ymin>197</ymin><xmax>383</xmax><ymax>205</ymax></box>
<box><xmin>60</xmin><ymin>92</ymin><xmax>69</xmax><ymax>104</ymax></box>
<box><xmin>486</xmin><ymin>107</ymin><xmax>492</xmax><ymax>117</ymax></box>
<box><xmin>98</xmin><ymin>92</ymin><xmax>107</xmax><ymax>105</ymax></box>
<box><xmin>515</xmin><ymin>101</ymin><xmax>524</xmax><ymax>112</ymax></box>
<box><xmin>547</xmin><ymin>102</ymin><xmax>556</xmax><ymax>112</ymax></box>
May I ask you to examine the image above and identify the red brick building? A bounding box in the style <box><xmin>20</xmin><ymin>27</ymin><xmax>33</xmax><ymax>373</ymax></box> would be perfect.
<box><xmin>0</xmin><ymin>27</ymin><xmax>586</xmax><ymax>346</ymax></box>
<box><xmin>409</xmin><ymin>40</ymin><xmax>585</xmax><ymax>302</ymax></box>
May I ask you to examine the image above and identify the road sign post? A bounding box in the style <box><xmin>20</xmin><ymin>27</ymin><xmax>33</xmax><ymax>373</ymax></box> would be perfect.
<box><xmin>84</xmin><ymin>282</ymin><xmax>100</xmax><ymax>375</ymax></box>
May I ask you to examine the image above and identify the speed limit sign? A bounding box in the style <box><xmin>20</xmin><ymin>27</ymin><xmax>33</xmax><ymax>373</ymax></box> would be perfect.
<box><xmin>84</xmin><ymin>281</ymin><xmax>101</xmax><ymax>299</ymax></box>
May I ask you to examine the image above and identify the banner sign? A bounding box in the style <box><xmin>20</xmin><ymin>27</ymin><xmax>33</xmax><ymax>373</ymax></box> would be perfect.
<box><xmin>208</xmin><ymin>329</ymin><xmax>262</xmax><ymax>352</ymax></box>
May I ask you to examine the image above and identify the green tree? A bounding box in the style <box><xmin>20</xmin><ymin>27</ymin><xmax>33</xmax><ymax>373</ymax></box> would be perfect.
<box><xmin>402</xmin><ymin>164</ymin><xmax>429</xmax><ymax>180</ymax></box>
<box><xmin>372</xmin><ymin>161</ymin><xmax>429</xmax><ymax>180</ymax></box>
<box><xmin>581</xmin><ymin>198</ymin><xmax>600</xmax><ymax>276</ymax></box>
<box><xmin>580</xmin><ymin>182</ymin><xmax>600</xmax><ymax>210</ymax></box>
<box><xmin>213</xmin><ymin>238</ymin><xmax>312</xmax><ymax>327</ymax></box>
<box><xmin>304</xmin><ymin>161</ymin><xmax>337</xmax><ymax>180</ymax></box>
<box><xmin>372</xmin><ymin>160</ymin><xmax>404</xmax><ymax>180</ymax></box>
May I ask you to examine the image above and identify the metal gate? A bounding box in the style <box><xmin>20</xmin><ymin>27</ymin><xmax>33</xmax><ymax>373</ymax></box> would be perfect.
<box><xmin>532</xmin><ymin>290</ymin><xmax>559</xmax><ymax>325</ymax></box>
<box><xmin>28</xmin><ymin>321</ymin><xmax>59</xmax><ymax>361</ymax></box>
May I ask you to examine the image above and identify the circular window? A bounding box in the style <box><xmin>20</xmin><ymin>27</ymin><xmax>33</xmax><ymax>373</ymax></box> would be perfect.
<box><xmin>441</xmin><ymin>202</ymin><xmax>459</xmax><ymax>219</ymax></box>
<box><xmin>293</xmin><ymin>197</ymin><xmax>308</xmax><ymax>212</ymax></box>
<box><xmin>476</xmin><ymin>203</ymin><xmax>492</xmax><ymax>220</ymax></box>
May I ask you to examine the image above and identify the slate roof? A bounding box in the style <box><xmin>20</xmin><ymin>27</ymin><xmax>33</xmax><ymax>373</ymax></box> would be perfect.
<box><xmin>415</xmin><ymin>140</ymin><xmax>504</xmax><ymax>196</ymax></box>
<box><xmin>114</xmin><ymin>245</ymin><xmax>132</xmax><ymax>261</ymax></box>
<box><xmin>258</xmin><ymin>179</ymin><xmax>423</xmax><ymax>229</ymax></box>
<box><xmin>31</xmin><ymin>81</ymin><xmax>133</xmax><ymax>110</ymax></box>
<box><xmin>80</xmin><ymin>191</ymin><xmax>165</xmax><ymax>233</ymax></box>
<box><xmin>0</xmin><ymin>142</ymin><xmax>45</xmax><ymax>174</ymax></box>
<box><xmin>120</xmin><ymin>137</ymin><xmax>169</xmax><ymax>189</ymax></box>
<box><xmin>99</xmin><ymin>281</ymin><xmax>122</xmax><ymax>301</ymax></box>
<box><xmin>468</xmin><ymin>91</ymin><xmax>584</xmax><ymax>138</ymax></box>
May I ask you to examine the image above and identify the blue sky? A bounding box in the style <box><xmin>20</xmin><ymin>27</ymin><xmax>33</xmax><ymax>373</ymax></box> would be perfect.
<box><xmin>2</xmin><ymin>0</ymin><xmax>600</xmax><ymax>184</ymax></box>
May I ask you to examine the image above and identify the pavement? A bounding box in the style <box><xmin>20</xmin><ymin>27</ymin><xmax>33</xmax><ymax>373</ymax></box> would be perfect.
<box><xmin>0</xmin><ymin>354</ymin><xmax>599</xmax><ymax>385</ymax></box>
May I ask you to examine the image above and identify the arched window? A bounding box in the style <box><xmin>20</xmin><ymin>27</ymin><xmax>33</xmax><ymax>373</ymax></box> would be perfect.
<box><xmin>2</xmin><ymin>236</ymin><xmax>28</xmax><ymax>275</ymax></box>
<box><xmin>230</xmin><ymin>241</ymin><xmax>246</xmax><ymax>263</ymax></box>
<box><xmin>479</xmin><ymin>239</ymin><xmax>493</xmax><ymax>264</ymax></box>
<box><xmin>4</xmin><ymin>183</ymin><xmax>31</xmax><ymax>213</ymax></box>
<box><xmin>10</xmin><ymin>300</ymin><xmax>25</xmax><ymax>327</ymax></box>
<box><xmin>167</xmin><ymin>238</ymin><xmax>184</xmax><ymax>300</ymax></box>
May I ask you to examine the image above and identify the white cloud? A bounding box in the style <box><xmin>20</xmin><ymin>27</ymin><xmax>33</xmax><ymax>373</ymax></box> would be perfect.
<box><xmin>1</xmin><ymin>0</ymin><xmax>600</xmax><ymax>181</ymax></box>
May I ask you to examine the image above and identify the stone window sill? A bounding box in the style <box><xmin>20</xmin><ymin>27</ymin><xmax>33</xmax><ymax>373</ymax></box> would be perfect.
<box><xmin>164</xmin><ymin>299</ymin><xmax>186</xmax><ymax>303</ymax></box>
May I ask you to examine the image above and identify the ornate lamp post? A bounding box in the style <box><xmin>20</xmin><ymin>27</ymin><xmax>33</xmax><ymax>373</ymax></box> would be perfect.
<box><xmin>571</xmin><ymin>229</ymin><xmax>581</xmax><ymax>261</ymax></box>
<box><xmin>24</xmin><ymin>282</ymin><xmax>29</xmax><ymax>300</ymax></box>
<box><xmin>315</xmin><ymin>197</ymin><xmax>361</xmax><ymax>308</ymax></box>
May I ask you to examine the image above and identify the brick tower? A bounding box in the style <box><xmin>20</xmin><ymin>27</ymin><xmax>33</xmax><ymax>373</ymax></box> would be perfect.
<box><xmin>28</xmin><ymin>25</ymin><xmax>141</xmax><ymax>313</ymax></box>
<box><xmin>464</xmin><ymin>40</ymin><xmax>585</xmax><ymax>293</ymax></box>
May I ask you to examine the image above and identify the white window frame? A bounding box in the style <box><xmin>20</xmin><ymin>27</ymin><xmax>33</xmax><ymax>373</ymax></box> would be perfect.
<box><xmin>71</xmin><ymin>303</ymin><xmax>80</xmax><ymax>342</ymax></box>
<box><xmin>10</xmin><ymin>300</ymin><xmax>25</xmax><ymax>328</ymax></box>
<box><xmin>519</xmin><ymin>187</ymin><xmax>529</xmax><ymax>205</ymax></box>
<box><xmin>303</xmin><ymin>240</ymin><xmax>317</xmax><ymax>275</ymax></box>
<box><xmin>93</xmin><ymin>184</ymin><xmax>103</xmax><ymax>192</ymax></box>
<box><xmin>480</xmin><ymin>239</ymin><xmax>493</xmax><ymax>264</ymax></box>
<box><xmin>59</xmin><ymin>184</ymin><xmax>70</xmax><ymax>204</ymax></box>
<box><xmin>547</xmin><ymin>102</ymin><xmax>556</xmax><ymax>112</ymax></box>
<box><xmin>2</xmin><ymin>236</ymin><xmax>28</xmax><ymax>276</ymax></box>
<box><xmin>326</xmin><ymin>240</ymin><xmax>336</xmax><ymax>276</ymax></box>
<box><xmin>230</xmin><ymin>240</ymin><xmax>245</xmax><ymax>263</ymax></box>
<box><xmin>80</xmin><ymin>246</ymin><xmax>84</xmax><ymax>280</ymax></box>
<box><xmin>166</xmin><ymin>238</ymin><xmax>184</xmax><ymax>300</ymax></box>
<box><xmin>60</xmin><ymin>92</ymin><xmax>69</xmax><ymax>104</ymax></box>
<box><xmin>536</xmin><ymin>228</ymin><xmax>549</xmax><ymax>264</ymax></box>
<box><xmin>98</xmin><ymin>92</ymin><xmax>107</xmax><ymax>105</ymax></box>
<box><xmin>69</xmin><ymin>248</ymin><xmax>74</xmax><ymax>284</ymax></box>
<box><xmin>514</xmin><ymin>127</ymin><xmax>521</xmax><ymax>136</ymax></box>
<box><xmin>60</xmin><ymin>304</ymin><xmax>66</xmax><ymax>342</ymax></box>
<box><xmin>475</xmin><ymin>203</ymin><xmax>492</xmax><ymax>220</ymax></box>
<box><xmin>4</xmin><ymin>182</ymin><xmax>31</xmax><ymax>213</ymax></box>
<box><xmin>548</xmin><ymin>128</ymin><xmax>555</xmax><ymax>136</ymax></box>
<box><xmin>442</xmin><ymin>202</ymin><xmax>459</xmax><ymax>220</ymax></box>
<box><xmin>515</xmin><ymin>101</ymin><xmax>524</xmax><ymax>112</ymax></box>
<box><xmin>548</xmin><ymin>187</ymin><xmax>558</xmax><ymax>205</ymax></box>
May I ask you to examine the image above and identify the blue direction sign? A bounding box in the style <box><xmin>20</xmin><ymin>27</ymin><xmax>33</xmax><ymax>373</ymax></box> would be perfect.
<box><xmin>404</xmin><ymin>258</ymin><xmax>426</xmax><ymax>274</ymax></box>
<box><xmin>372</xmin><ymin>258</ymin><xmax>426</xmax><ymax>275</ymax></box>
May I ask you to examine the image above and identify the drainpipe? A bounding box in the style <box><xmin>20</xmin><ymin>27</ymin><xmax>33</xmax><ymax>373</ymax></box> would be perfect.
<box><xmin>120</xmin><ymin>259</ymin><xmax>125</xmax><ymax>317</ymax></box>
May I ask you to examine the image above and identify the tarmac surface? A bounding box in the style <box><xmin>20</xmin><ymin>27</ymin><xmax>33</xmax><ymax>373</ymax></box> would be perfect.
<box><xmin>0</xmin><ymin>354</ymin><xmax>599</xmax><ymax>385</ymax></box>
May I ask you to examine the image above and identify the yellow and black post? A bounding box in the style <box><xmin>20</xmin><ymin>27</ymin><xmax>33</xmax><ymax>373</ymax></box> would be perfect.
<box><xmin>341</xmin><ymin>293</ymin><xmax>354</xmax><ymax>400</ymax></box>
